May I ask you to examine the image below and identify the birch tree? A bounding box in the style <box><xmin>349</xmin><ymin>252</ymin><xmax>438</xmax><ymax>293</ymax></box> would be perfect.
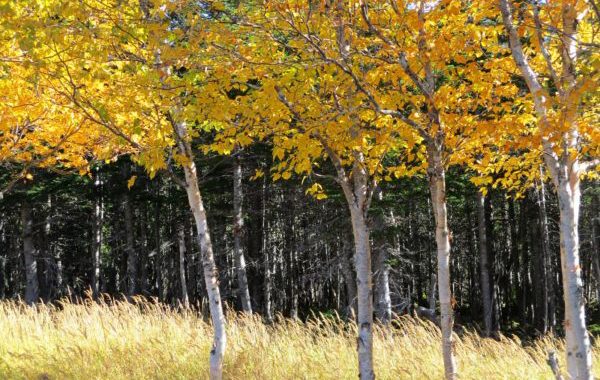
<box><xmin>213</xmin><ymin>5</ymin><xmax>409</xmax><ymax>377</ymax></box>
<box><xmin>2</xmin><ymin>1</ymin><xmax>235</xmax><ymax>378</ymax></box>
<box><xmin>218</xmin><ymin>2</ymin><xmax>517</xmax><ymax>378</ymax></box>
<box><xmin>354</xmin><ymin>2</ymin><xmax>515</xmax><ymax>377</ymax></box>
<box><xmin>495</xmin><ymin>1</ymin><xmax>599</xmax><ymax>378</ymax></box>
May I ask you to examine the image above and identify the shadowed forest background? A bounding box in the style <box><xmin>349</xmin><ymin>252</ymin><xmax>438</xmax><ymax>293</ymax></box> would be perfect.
<box><xmin>2</xmin><ymin>155</ymin><xmax>599</xmax><ymax>336</ymax></box>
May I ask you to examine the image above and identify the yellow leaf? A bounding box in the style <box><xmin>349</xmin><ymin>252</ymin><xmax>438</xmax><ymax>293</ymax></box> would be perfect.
<box><xmin>127</xmin><ymin>175</ymin><xmax>137</xmax><ymax>189</ymax></box>
<box><xmin>250</xmin><ymin>169</ymin><xmax>264</xmax><ymax>180</ymax></box>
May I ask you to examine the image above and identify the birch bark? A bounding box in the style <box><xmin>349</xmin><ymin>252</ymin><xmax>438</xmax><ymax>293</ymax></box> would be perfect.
<box><xmin>173</xmin><ymin>118</ymin><xmax>226</xmax><ymax>380</ymax></box>
<box><xmin>233</xmin><ymin>153</ymin><xmax>252</xmax><ymax>313</ymax></box>
<box><xmin>428</xmin><ymin>145</ymin><xmax>457</xmax><ymax>380</ymax></box>
<box><xmin>499</xmin><ymin>1</ymin><xmax>593</xmax><ymax>377</ymax></box>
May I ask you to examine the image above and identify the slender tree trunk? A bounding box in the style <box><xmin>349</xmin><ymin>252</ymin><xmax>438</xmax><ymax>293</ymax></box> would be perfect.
<box><xmin>428</xmin><ymin>273</ymin><xmax>437</xmax><ymax>312</ymax></box>
<box><xmin>590</xmin><ymin>192</ymin><xmax>600</xmax><ymax>303</ymax></box>
<box><xmin>536</xmin><ymin>175</ymin><xmax>551</xmax><ymax>333</ymax></box>
<box><xmin>38</xmin><ymin>196</ymin><xmax>52</xmax><ymax>301</ymax></box>
<box><xmin>123</xmin><ymin>190</ymin><xmax>137</xmax><ymax>297</ymax></box>
<box><xmin>154</xmin><ymin>183</ymin><xmax>164</xmax><ymax>300</ymax></box>
<box><xmin>184</xmin><ymin>217</ymin><xmax>198</xmax><ymax>302</ymax></box>
<box><xmin>139</xmin><ymin>204</ymin><xmax>149</xmax><ymax>295</ymax></box>
<box><xmin>7</xmin><ymin>223</ymin><xmax>18</xmax><ymax>298</ymax></box>
<box><xmin>485</xmin><ymin>196</ymin><xmax>500</xmax><ymax>332</ymax></box>
<box><xmin>92</xmin><ymin>169</ymin><xmax>103</xmax><ymax>298</ymax></box>
<box><xmin>246</xmin><ymin>166</ymin><xmax>264</xmax><ymax>311</ymax></box>
<box><xmin>556</xmin><ymin>174</ymin><xmax>593</xmax><ymax>379</ymax></box>
<box><xmin>530</xmin><ymin>193</ymin><xmax>547</xmax><ymax>333</ymax></box>
<box><xmin>518</xmin><ymin>197</ymin><xmax>531</xmax><ymax>324</ymax></box>
<box><xmin>233</xmin><ymin>154</ymin><xmax>252</xmax><ymax>313</ymax></box>
<box><xmin>286</xmin><ymin>188</ymin><xmax>299</xmax><ymax>319</ymax></box>
<box><xmin>177</xmin><ymin>223</ymin><xmax>190</xmax><ymax>308</ymax></box>
<box><xmin>262</xmin><ymin>176</ymin><xmax>273</xmax><ymax>322</ymax></box>
<box><xmin>48</xmin><ymin>196</ymin><xmax>62</xmax><ymax>299</ymax></box>
<box><xmin>21</xmin><ymin>201</ymin><xmax>38</xmax><ymax>305</ymax></box>
<box><xmin>183</xmin><ymin>161</ymin><xmax>227</xmax><ymax>379</ymax></box>
<box><xmin>173</xmin><ymin>118</ymin><xmax>226</xmax><ymax>380</ymax></box>
<box><xmin>374</xmin><ymin>246</ymin><xmax>392</xmax><ymax>324</ymax></box>
<box><xmin>37</xmin><ymin>196</ymin><xmax>54</xmax><ymax>301</ymax></box>
<box><xmin>372</xmin><ymin>191</ymin><xmax>392</xmax><ymax>324</ymax></box>
<box><xmin>0</xmin><ymin>218</ymin><xmax>5</xmax><ymax>298</ymax></box>
<box><xmin>349</xmin><ymin>205</ymin><xmax>374</xmax><ymax>380</ymax></box>
<box><xmin>507</xmin><ymin>199</ymin><xmax>519</xmax><ymax>316</ymax></box>
<box><xmin>464</xmin><ymin>198</ymin><xmax>479</xmax><ymax>320</ymax></box>
<box><xmin>499</xmin><ymin>2</ymin><xmax>593</xmax><ymax>376</ymax></box>
<box><xmin>322</xmin><ymin>142</ymin><xmax>374</xmax><ymax>379</ymax></box>
<box><xmin>340</xmin><ymin>243</ymin><xmax>358</xmax><ymax>318</ymax></box>
<box><xmin>427</xmin><ymin>146</ymin><xmax>457</xmax><ymax>380</ymax></box>
<box><xmin>477</xmin><ymin>190</ymin><xmax>493</xmax><ymax>336</ymax></box>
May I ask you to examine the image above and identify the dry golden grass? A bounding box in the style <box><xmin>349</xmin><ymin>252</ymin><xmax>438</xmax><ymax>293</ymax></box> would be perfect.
<box><xmin>0</xmin><ymin>298</ymin><xmax>596</xmax><ymax>379</ymax></box>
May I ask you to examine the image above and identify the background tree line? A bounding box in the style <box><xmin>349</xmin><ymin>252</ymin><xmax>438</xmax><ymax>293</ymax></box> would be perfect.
<box><xmin>2</xmin><ymin>152</ymin><xmax>599</xmax><ymax>337</ymax></box>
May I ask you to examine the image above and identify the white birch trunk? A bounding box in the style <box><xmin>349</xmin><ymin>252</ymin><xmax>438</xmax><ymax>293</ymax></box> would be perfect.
<box><xmin>233</xmin><ymin>154</ymin><xmax>252</xmax><ymax>313</ymax></box>
<box><xmin>182</xmin><ymin>160</ymin><xmax>227</xmax><ymax>380</ymax></box>
<box><xmin>499</xmin><ymin>2</ymin><xmax>593</xmax><ymax>376</ymax></box>
<box><xmin>428</xmin><ymin>147</ymin><xmax>457</xmax><ymax>380</ymax></box>
<box><xmin>323</xmin><ymin>141</ymin><xmax>374</xmax><ymax>379</ymax></box>
<box><xmin>170</xmin><ymin>117</ymin><xmax>227</xmax><ymax>380</ymax></box>
<box><xmin>536</xmin><ymin>171</ymin><xmax>551</xmax><ymax>333</ymax></box>
<box><xmin>178</xmin><ymin>224</ymin><xmax>190</xmax><ymax>309</ymax></box>
<box><xmin>174</xmin><ymin>119</ymin><xmax>226</xmax><ymax>380</ymax></box>
<box><xmin>261</xmin><ymin>176</ymin><xmax>273</xmax><ymax>322</ymax></box>
<box><xmin>346</xmin><ymin>156</ymin><xmax>375</xmax><ymax>380</ymax></box>
<box><xmin>349</xmin><ymin>205</ymin><xmax>374</xmax><ymax>380</ymax></box>
<box><xmin>92</xmin><ymin>170</ymin><xmax>103</xmax><ymax>298</ymax></box>
<box><xmin>556</xmin><ymin>173</ymin><xmax>593</xmax><ymax>379</ymax></box>
<box><xmin>374</xmin><ymin>247</ymin><xmax>392</xmax><ymax>324</ymax></box>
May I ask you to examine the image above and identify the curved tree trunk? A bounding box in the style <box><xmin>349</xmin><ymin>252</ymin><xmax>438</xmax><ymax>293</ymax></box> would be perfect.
<box><xmin>233</xmin><ymin>154</ymin><xmax>252</xmax><ymax>313</ymax></box>
<box><xmin>173</xmin><ymin>118</ymin><xmax>226</xmax><ymax>380</ymax></box>
<box><xmin>428</xmin><ymin>146</ymin><xmax>457</xmax><ymax>380</ymax></box>
<box><xmin>498</xmin><ymin>1</ymin><xmax>593</xmax><ymax>376</ymax></box>
<box><xmin>182</xmin><ymin>160</ymin><xmax>227</xmax><ymax>380</ymax></box>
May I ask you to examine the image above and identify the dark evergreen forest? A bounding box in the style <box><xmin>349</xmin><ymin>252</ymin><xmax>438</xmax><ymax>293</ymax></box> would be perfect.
<box><xmin>2</xmin><ymin>145</ymin><xmax>598</xmax><ymax>339</ymax></box>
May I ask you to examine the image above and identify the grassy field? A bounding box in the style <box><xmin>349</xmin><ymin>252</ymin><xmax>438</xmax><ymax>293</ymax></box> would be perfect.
<box><xmin>0</xmin><ymin>298</ymin><xmax>596</xmax><ymax>379</ymax></box>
